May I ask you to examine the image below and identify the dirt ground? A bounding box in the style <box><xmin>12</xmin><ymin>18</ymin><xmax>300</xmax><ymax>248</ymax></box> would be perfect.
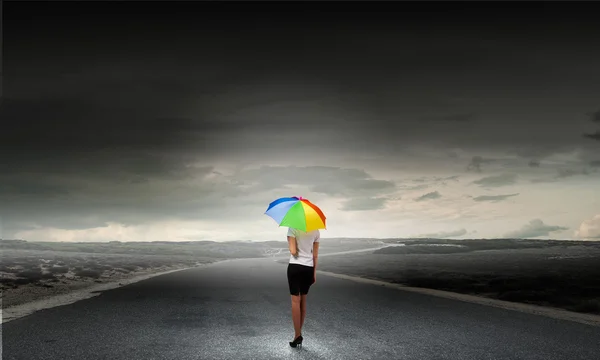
<box><xmin>318</xmin><ymin>244</ymin><xmax>600</xmax><ymax>314</ymax></box>
<box><xmin>1</xmin><ymin>249</ymin><xmax>217</xmax><ymax>308</ymax></box>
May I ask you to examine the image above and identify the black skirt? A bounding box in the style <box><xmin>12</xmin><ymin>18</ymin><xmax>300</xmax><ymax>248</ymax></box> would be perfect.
<box><xmin>287</xmin><ymin>263</ymin><xmax>314</xmax><ymax>295</ymax></box>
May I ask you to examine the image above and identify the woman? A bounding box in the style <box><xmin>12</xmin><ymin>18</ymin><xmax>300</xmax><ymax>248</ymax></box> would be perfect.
<box><xmin>286</xmin><ymin>226</ymin><xmax>320</xmax><ymax>348</ymax></box>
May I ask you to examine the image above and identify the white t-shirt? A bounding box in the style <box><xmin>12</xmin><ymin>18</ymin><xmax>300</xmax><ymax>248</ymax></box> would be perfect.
<box><xmin>287</xmin><ymin>228</ymin><xmax>320</xmax><ymax>267</ymax></box>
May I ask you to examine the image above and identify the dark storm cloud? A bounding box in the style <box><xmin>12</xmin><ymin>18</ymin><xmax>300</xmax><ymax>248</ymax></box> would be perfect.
<box><xmin>531</xmin><ymin>168</ymin><xmax>593</xmax><ymax>183</ymax></box>
<box><xmin>584</xmin><ymin>131</ymin><xmax>600</xmax><ymax>141</ymax></box>
<box><xmin>591</xmin><ymin>161</ymin><xmax>600</xmax><ymax>167</ymax></box>
<box><xmin>0</xmin><ymin>94</ymin><xmax>221</xmax><ymax>178</ymax></box>
<box><xmin>420</xmin><ymin>113</ymin><xmax>477</xmax><ymax>122</ymax></box>
<box><xmin>0</xmin><ymin>165</ymin><xmax>396</xmax><ymax>233</ymax></box>
<box><xmin>556</xmin><ymin>168</ymin><xmax>590</xmax><ymax>179</ymax></box>
<box><xmin>5</xmin><ymin>1</ymin><xmax>600</xmax><ymax>166</ymax></box>
<box><xmin>472</xmin><ymin>174</ymin><xmax>517</xmax><ymax>188</ymax></box>
<box><xmin>339</xmin><ymin>197</ymin><xmax>388</xmax><ymax>211</ymax></box>
<box><xmin>583</xmin><ymin>110</ymin><xmax>600</xmax><ymax>141</ymax></box>
<box><xmin>400</xmin><ymin>184</ymin><xmax>429</xmax><ymax>191</ymax></box>
<box><xmin>467</xmin><ymin>156</ymin><xmax>493</xmax><ymax>173</ymax></box>
<box><xmin>472</xmin><ymin>193</ymin><xmax>519</xmax><ymax>202</ymax></box>
<box><xmin>239</xmin><ymin>166</ymin><xmax>396</xmax><ymax>198</ymax></box>
<box><xmin>591</xmin><ymin>110</ymin><xmax>600</xmax><ymax>123</ymax></box>
<box><xmin>3</xmin><ymin>1</ymin><xmax>600</xmax><ymax>238</ymax></box>
<box><xmin>398</xmin><ymin>175</ymin><xmax>458</xmax><ymax>191</ymax></box>
<box><xmin>1</xmin><ymin>175</ymin><xmax>225</xmax><ymax>230</ymax></box>
<box><xmin>504</xmin><ymin>219</ymin><xmax>568</xmax><ymax>239</ymax></box>
<box><xmin>415</xmin><ymin>191</ymin><xmax>441</xmax><ymax>202</ymax></box>
<box><xmin>530</xmin><ymin>178</ymin><xmax>557</xmax><ymax>184</ymax></box>
<box><xmin>410</xmin><ymin>176</ymin><xmax>459</xmax><ymax>185</ymax></box>
<box><xmin>528</xmin><ymin>160</ymin><xmax>541</xmax><ymax>168</ymax></box>
<box><xmin>416</xmin><ymin>228</ymin><xmax>467</xmax><ymax>238</ymax></box>
<box><xmin>0</xmin><ymin>177</ymin><xmax>72</xmax><ymax>197</ymax></box>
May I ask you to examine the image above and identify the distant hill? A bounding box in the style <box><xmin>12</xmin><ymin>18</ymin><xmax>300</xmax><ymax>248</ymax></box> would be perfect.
<box><xmin>0</xmin><ymin>239</ymin><xmax>273</xmax><ymax>258</ymax></box>
<box><xmin>3</xmin><ymin>237</ymin><xmax>597</xmax><ymax>258</ymax></box>
<box><xmin>0</xmin><ymin>237</ymin><xmax>382</xmax><ymax>257</ymax></box>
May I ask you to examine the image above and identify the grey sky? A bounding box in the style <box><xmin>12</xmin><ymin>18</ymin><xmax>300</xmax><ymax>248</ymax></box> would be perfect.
<box><xmin>1</xmin><ymin>2</ymin><xmax>600</xmax><ymax>241</ymax></box>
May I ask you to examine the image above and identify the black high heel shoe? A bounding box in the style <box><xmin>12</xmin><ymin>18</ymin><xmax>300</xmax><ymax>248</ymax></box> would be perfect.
<box><xmin>289</xmin><ymin>335</ymin><xmax>303</xmax><ymax>348</ymax></box>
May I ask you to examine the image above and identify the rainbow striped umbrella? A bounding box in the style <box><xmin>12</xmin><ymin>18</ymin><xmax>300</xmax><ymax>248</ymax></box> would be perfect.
<box><xmin>264</xmin><ymin>196</ymin><xmax>327</xmax><ymax>232</ymax></box>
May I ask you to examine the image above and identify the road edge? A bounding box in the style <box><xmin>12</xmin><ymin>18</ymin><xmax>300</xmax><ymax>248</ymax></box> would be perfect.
<box><xmin>316</xmin><ymin>270</ymin><xmax>600</xmax><ymax>327</ymax></box>
<box><xmin>0</xmin><ymin>259</ymin><xmax>233</xmax><ymax>324</ymax></box>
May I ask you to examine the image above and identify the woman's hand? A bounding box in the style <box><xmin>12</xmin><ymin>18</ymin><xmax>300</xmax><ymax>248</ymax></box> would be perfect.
<box><xmin>288</xmin><ymin>236</ymin><xmax>298</xmax><ymax>257</ymax></box>
<box><xmin>312</xmin><ymin>273</ymin><xmax>316</xmax><ymax>284</ymax></box>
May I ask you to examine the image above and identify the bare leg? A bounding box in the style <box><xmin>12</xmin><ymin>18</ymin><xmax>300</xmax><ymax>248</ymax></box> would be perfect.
<box><xmin>300</xmin><ymin>294</ymin><xmax>307</xmax><ymax>331</ymax></box>
<box><xmin>291</xmin><ymin>295</ymin><xmax>302</xmax><ymax>338</ymax></box>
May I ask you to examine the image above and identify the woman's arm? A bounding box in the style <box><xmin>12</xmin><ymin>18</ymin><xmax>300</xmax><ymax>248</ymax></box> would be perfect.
<box><xmin>312</xmin><ymin>241</ymin><xmax>319</xmax><ymax>282</ymax></box>
<box><xmin>288</xmin><ymin>236</ymin><xmax>298</xmax><ymax>257</ymax></box>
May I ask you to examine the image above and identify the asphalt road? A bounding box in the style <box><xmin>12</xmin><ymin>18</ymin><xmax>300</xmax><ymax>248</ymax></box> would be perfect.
<box><xmin>2</xmin><ymin>257</ymin><xmax>600</xmax><ymax>360</ymax></box>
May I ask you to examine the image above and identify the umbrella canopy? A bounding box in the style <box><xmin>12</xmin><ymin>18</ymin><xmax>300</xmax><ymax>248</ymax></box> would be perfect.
<box><xmin>264</xmin><ymin>196</ymin><xmax>326</xmax><ymax>232</ymax></box>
